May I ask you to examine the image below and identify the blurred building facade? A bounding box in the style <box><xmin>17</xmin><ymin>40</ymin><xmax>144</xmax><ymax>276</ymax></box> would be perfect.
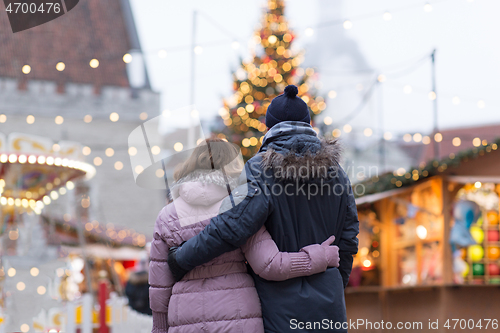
<box><xmin>0</xmin><ymin>0</ymin><xmax>163</xmax><ymax>236</ymax></box>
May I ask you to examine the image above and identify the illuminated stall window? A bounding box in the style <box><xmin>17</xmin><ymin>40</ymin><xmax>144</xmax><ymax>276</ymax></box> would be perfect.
<box><xmin>454</xmin><ymin>183</ymin><xmax>500</xmax><ymax>284</ymax></box>
<box><xmin>392</xmin><ymin>180</ymin><xmax>444</xmax><ymax>286</ymax></box>
<box><xmin>348</xmin><ymin>208</ymin><xmax>381</xmax><ymax>287</ymax></box>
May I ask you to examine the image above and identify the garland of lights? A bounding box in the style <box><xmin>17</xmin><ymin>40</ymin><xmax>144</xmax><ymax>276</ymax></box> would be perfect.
<box><xmin>357</xmin><ymin>139</ymin><xmax>500</xmax><ymax>198</ymax></box>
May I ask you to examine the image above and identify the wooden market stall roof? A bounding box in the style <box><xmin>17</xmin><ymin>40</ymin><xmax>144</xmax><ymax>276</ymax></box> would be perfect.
<box><xmin>356</xmin><ymin>138</ymin><xmax>500</xmax><ymax>200</ymax></box>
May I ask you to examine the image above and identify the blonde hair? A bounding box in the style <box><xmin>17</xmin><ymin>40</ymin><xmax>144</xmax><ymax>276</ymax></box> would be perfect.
<box><xmin>174</xmin><ymin>138</ymin><xmax>243</xmax><ymax>181</ymax></box>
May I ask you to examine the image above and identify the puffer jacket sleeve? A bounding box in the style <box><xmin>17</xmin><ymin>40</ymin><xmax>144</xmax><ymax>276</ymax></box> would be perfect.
<box><xmin>338</xmin><ymin>171</ymin><xmax>360</xmax><ymax>288</ymax></box>
<box><xmin>175</xmin><ymin>161</ymin><xmax>272</xmax><ymax>272</ymax></box>
<box><xmin>241</xmin><ymin>226</ymin><xmax>340</xmax><ymax>281</ymax></box>
<box><xmin>149</xmin><ymin>209</ymin><xmax>175</xmax><ymax>333</ymax></box>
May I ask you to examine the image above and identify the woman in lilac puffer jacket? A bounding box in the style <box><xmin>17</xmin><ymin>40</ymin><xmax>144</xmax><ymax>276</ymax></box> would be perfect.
<box><xmin>149</xmin><ymin>139</ymin><xmax>339</xmax><ymax>333</ymax></box>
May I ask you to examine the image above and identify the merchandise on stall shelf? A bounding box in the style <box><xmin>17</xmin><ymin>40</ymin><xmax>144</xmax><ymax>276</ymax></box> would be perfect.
<box><xmin>455</xmin><ymin>183</ymin><xmax>500</xmax><ymax>284</ymax></box>
<box><xmin>468</xmin><ymin>245</ymin><xmax>484</xmax><ymax>262</ymax></box>
<box><xmin>487</xmin><ymin>247</ymin><xmax>500</xmax><ymax>260</ymax></box>
<box><xmin>450</xmin><ymin>200</ymin><xmax>479</xmax><ymax>248</ymax></box>
<box><xmin>487</xmin><ymin>230</ymin><xmax>500</xmax><ymax>242</ymax></box>
<box><xmin>462</xmin><ymin>262</ymin><xmax>469</xmax><ymax>277</ymax></box>
<box><xmin>488</xmin><ymin>264</ymin><xmax>500</xmax><ymax>276</ymax></box>
<box><xmin>472</xmin><ymin>263</ymin><xmax>485</xmax><ymax>276</ymax></box>
<box><xmin>490</xmin><ymin>278</ymin><xmax>500</xmax><ymax>284</ymax></box>
<box><xmin>470</xmin><ymin>226</ymin><xmax>485</xmax><ymax>243</ymax></box>
<box><xmin>487</xmin><ymin>211</ymin><xmax>499</xmax><ymax>225</ymax></box>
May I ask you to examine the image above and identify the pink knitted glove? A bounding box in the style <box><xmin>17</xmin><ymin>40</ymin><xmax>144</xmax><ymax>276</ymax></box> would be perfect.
<box><xmin>321</xmin><ymin>236</ymin><xmax>340</xmax><ymax>267</ymax></box>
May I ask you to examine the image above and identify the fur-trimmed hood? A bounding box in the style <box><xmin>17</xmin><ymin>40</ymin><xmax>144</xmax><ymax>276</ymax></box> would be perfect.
<box><xmin>261</xmin><ymin>138</ymin><xmax>342</xmax><ymax>182</ymax></box>
<box><xmin>170</xmin><ymin>169</ymin><xmax>238</xmax><ymax>205</ymax></box>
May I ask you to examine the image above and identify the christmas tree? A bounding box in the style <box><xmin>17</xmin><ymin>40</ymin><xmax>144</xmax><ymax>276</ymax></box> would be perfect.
<box><xmin>217</xmin><ymin>0</ymin><xmax>325</xmax><ymax>160</ymax></box>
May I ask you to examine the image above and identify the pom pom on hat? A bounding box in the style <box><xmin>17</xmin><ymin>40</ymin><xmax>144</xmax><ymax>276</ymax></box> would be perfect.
<box><xmin>284</xmin><ymin>85</ymin><xmax>298</xmax><ymax>98</ymax></box>
<box><xmin>265</xmin><ymin>85</ymin><xmax>310</xmax><ymax>129</ymax></box>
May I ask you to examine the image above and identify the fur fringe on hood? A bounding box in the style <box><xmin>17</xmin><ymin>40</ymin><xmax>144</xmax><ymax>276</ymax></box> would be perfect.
<box><xmin>170</xmin><ymin>169</ymin><xmax>238</xmax><ymax>200</ymax></box>
<box><xmin>260</xmin><ymin>139</ymin><xmax>343</xmax><ymax>182</ymax></box>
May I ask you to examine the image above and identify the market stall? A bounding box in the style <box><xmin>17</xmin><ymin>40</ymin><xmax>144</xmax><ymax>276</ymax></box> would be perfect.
<box><xmin>346</xmin><ymin>139</ymin><xmax>500</xmax><ymax>332</ymax></box>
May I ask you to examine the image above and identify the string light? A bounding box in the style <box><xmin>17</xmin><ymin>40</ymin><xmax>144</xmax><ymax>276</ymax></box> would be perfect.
<box><xmin>364</xmin><ymin>128</ymin><xmax>373</xmax><ymax>137</ymax></box>
<box><xmin>22</xmin><ymin>65</ymin><xmax>31</xmax><ymax>74</ymax></box>
<box><xmin>403</xmin><ymin>134</ymin><xmax>412</xmax><ymax>142</ymax></box>
<box><xmin>114</xmin><ymin>161</ymin><xmax>123</xmax><ymax>171</ymax></box>
<box><xmin>93</xmin><ymin>157</ymin><xmax>103</xmax><ymax>166</ymax></box>
<box><xmin>135</xmin><ymin>165</ymin><xmax>144</xmax><ymax>174</ymax></box>
<box><xmin>109</xmin><ymin>112</ymin><xmax>119</xmax><ymax>122</ymax></box>
<box><xmin>139</xmin><ymin>112</ymin><xmax>148</xmax><ymax>120</ymax></box>
<box><xmin>413</xmin><ymin>133</ymin><xmax>423</xmax><ymax>142</ymax></box>
<box><xmin>328</xmin><ymin>90</ymin><xmax>337</xmax><ymax>99</ymax></box>
<box><xmin>7</xmin><ymin>267</ymin><xmax>16</xmax><ymax>277</ymax></box>
<box><xmin>343</xmin><ymin>20</ymin><xmax>353</xmax><ymax>29</ymax></box>
<box><xmin>428</xmin><ymin>91</ymin><xmax>437</xmax><ymax>100</ymax></box>
<box><xmin>323</xmin><ymin>117</ymin><xmax>333</xmax><ymax>125</ymax></box>
<box><xmin>55</xmin><ymin>116</ymin><xmax>64</xmax><ymax>125</ymax></box>
<box><xmin>384</xmin><ymin>132</ymin><xmax>393</xmax><ymax>140</ymax></box>
<box><xmin>305</xmin><ymin>28</ymin><xmax>314</xmax><ymax>36</ymax></box>
<box><xmin>434</xmin><ymin>133</ymin><xmax>443</xmax><ymax>142</ymax></box>
<box><xmin>37</xmin><ymin>286</ymin><xmax>46</xmax><ymax>295</ymax></box>
<box><xmin>343</xmin><ymin>124</ymin><xmax>352</xmax><ymax>133</ymax></box>
<box><xmin>84</xmin><ymin>115</ymin><xmax>92</xmax><ymax>123</ymax></box>
<box><xmin>151</xmin><ymin>146</ymin><xmax>161</xmax><ymax>155</ymax></box>
<box><xmin>473</xmin><ymin>138</ymin><xmax>481</xmax><ymax>147</ymax></box>
<box><xmin>452</xmin><ymin>137</ymin><xmax>461</xmax><ymax>147</ymax></box>
<box><xmin>158</xmin><ymin>50</ymin><xmax>167</xmax><ymax>58</ymax></box>
<box><xmin>383</xmin><ymin>12</ymin><xmax>392</xmax><ymax>21</ymax></box>
<box><xmin>231</xmin><ymin>41</ymin><xmax>240</xmax><ymax>49</ymax></box>
<box><xmin>0</xmin><ymin>114</ymin><xmax>6</xmax><ymax>123</ymax></box>
<box><xmin>128</xmin><ymin>147</ymin><xmax>137</xmax><ymax>156</ymax></box>
<box><xmin>422</xmin><ymin>136</ymin><xmax>431</xmax><ymax>144</ymax></box>
<box><xmin>26</xmin><ymin>115</ymin><xmax>35</xmax><ymax>124</ymax></box>
<box><xmin>105</xmin><ymin>148</ymin><xmax>114</xmax><ymax>157</ymax></box>
<box><xmin>123</xmin><ymin>53</ymin><xmax>133</xmax><ymax>63</ymax></box>
<box><xmin>377</xmin><ymin>74</ymin><xmax>386</xmax><ymax>83</ymax></box>
<box><xmin>194</xmin><ymin>46</ymin><xmax>203</xmax><ymax>54</ymax></box>
<box><xmin>82</xmin><ymin>146</ymin><xmax>91</xmax><ymax>156</ymax></box>
<box><xmin>156</xmin><ymin>169</ymin><xmax>165</xmax><ymax>178</ymax></box>
<box><xmin>174</xmin><ymin>142</ymin><xmax>183</xmax><ymax>152</ymax></box>
<box><xmin>89</xmin><ymin>59</ymin><xmax>99</xmax><ymax>68</ymax></box>
<box><xmin>56</xmin><ymin>62</ymin><xmax>65</xmax><ymax>71</ymax></box>
<box><xmin>424</xmin><ymin>3</ymin><xmax>432</xmax><ymax>12</ymax></box>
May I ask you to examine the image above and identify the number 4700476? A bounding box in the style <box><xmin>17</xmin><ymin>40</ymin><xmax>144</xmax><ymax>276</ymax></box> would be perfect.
<box><xmin>444</xmin><ymin>319</ymin><xmax>499</xmax><ymax>330</ymax></box>
<box><xmin>5</xmin><ymin>2</ymin><xmax>61</xmax><ymax>14</ymax></box>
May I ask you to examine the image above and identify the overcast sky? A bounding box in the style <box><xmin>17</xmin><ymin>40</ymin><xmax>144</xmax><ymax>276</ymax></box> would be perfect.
<box><xmin>130</xmin><ymin>0</ymin><xmax>500</xmax><ymax>137</ymax></box>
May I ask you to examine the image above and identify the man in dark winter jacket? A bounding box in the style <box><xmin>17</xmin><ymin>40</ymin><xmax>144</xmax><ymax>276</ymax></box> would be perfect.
<box><xmin>168</xmin><ymin>85</ymin><xmax>359</xmax><ymax>333</ymax></box>
<box><xmin>125</xmin><ymin>258</ymin><xmax>152</xmax><ymax>315</ymax></box>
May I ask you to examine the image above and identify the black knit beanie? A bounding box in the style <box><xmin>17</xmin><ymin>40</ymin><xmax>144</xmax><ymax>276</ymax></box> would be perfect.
<box><xmin>265</xmin><ymin>85</ymin><xmax>311</xmax><ymax>129</ymax></box>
